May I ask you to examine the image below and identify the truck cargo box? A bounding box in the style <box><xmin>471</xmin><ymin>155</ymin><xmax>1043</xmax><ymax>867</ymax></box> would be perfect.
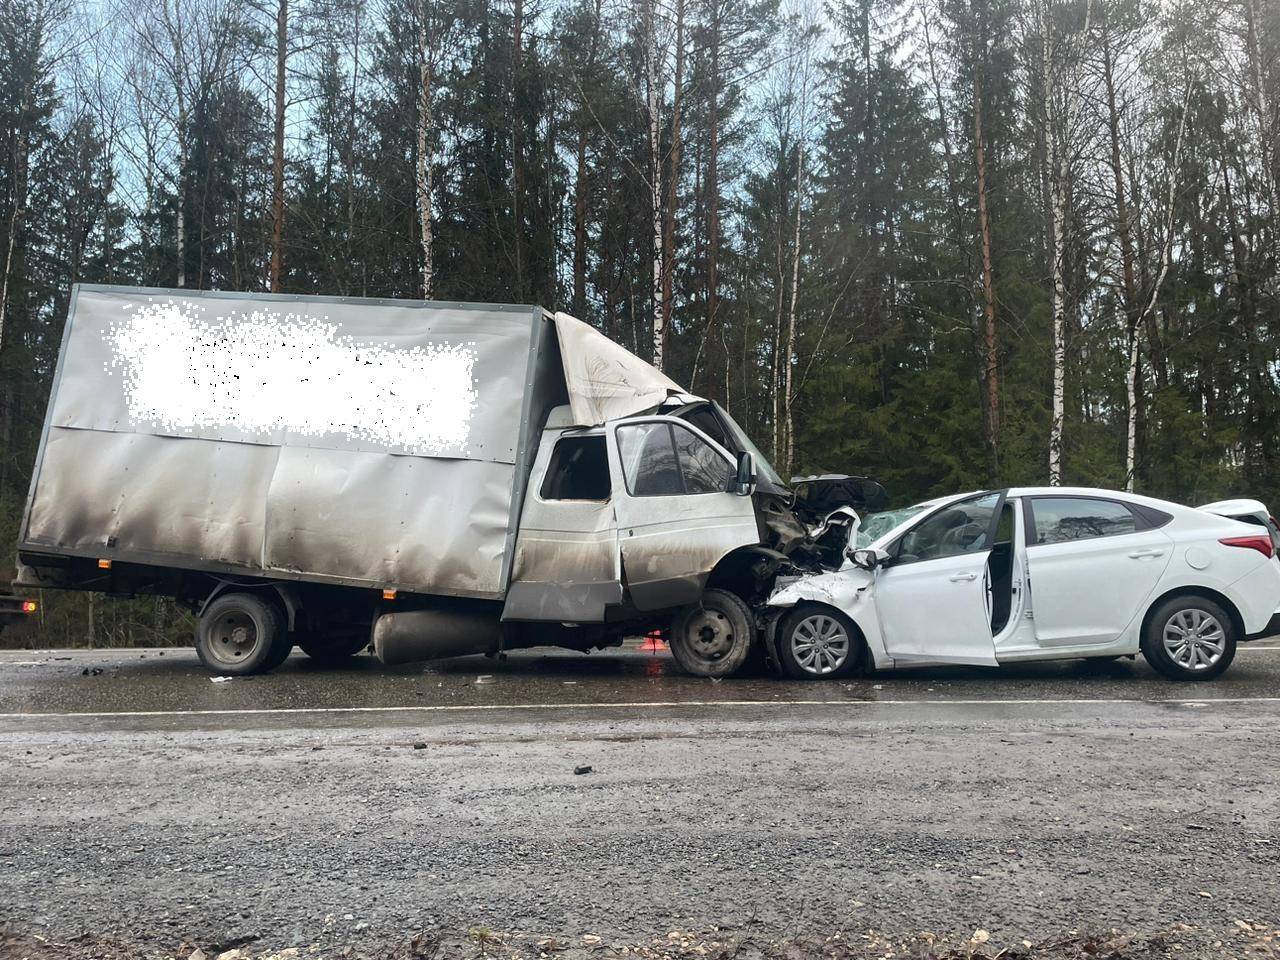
<box><xmin>17</xmin><ymin>286</ymin><xmax>639</xmax><ymax>600</ymax></box>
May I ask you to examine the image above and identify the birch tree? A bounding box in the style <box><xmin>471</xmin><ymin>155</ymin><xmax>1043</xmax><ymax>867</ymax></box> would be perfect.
<box><xmin>1038</xmin><ymin>0</ymin><xmax>1092</xmax><ymax>485</ymax></box>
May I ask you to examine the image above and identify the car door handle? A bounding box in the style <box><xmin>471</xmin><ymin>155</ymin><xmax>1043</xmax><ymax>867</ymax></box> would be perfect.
<box><xmin>949</xmin><ymin>572</ymin><xmax>978</xmax><ymax>582</ymax></box>
<box><xmin>1128</xmin><ymin>548</ymin><xmax>1165</xmax><ymax>559</ymax></box>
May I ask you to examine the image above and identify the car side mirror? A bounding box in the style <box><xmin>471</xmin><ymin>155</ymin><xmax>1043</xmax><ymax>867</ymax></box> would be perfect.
<box><xmin>847</xmin><ymin>547</ymin><xmax>887</xmax><ymax>571</ymax></box>
<box><xmin>733</xmin><ymin>451</ymin><xmax>756</xmax><ymax>496</ymax></box>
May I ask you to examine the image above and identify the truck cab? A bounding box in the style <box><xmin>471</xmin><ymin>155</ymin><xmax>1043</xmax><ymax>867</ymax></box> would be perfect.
<box><xmin>505</xmin><ymin>403</ymin><xmax>763</xmax><ymax>622</ymax></box>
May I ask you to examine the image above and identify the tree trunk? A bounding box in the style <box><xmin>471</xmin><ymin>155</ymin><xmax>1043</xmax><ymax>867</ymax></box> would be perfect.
<box><xmin>511</xmin><ymin>0</ymin><xmax>525</xmax><ymax>298</ymax></box>
<box><xmin>704</xmin><ymin>12</ymin><xmax>721</xmax><ymax>382</ymax></box>
<box><xmin>0</xmin><ymin>138</ymin><xmax>27</xmax><ymax>358</ymax></box>
<box><xmin>973</xmin><ymin>48</ymin><xmax>1000</xmax><ymax>485</ymax></box>
<box><xmin>920</xmin><ymin>0</ymin><xmax>968</xmax><ymax>268</ymax></box>
<box><xmin>160</xmin><ymin>0</ymin><xmax>190</xmax><ymax>288</ymax></box>
<box><xmin>269</xmin><ymin>0</ymin><xmax>287</xmax><ymax>292</ymax></box>
<box><xmin>642</xmin><ymin>0</ymin><xmax>664</xmax><ymax>368</ymax></box>
<box><xmin>783</xmin><ymin>56</ymin><xmax>810</xmax><ymax>478</ymax></box>
<box><xmin>770</xmin><ymin>139</ymin><xmax>788</xmax><ymax>462</ymax></box>
<box><xmin>662</xmin><ymin>0</ymin><xmax>685</xmax><ymax>347</ymax></box>
<box><xmin>573</xmin><ymin>129</ymin><xmax>588</xmax><ymax>316</ymax></box>
<box><xmin>1243</xmin><ymin>0</ymin><xmax>1278</xmax><ymax>235</ymax></box>
<box><xmin>1042</xmin><ymin>22</ymin><xmax>1065</xmax><ymax>485</ymax></box>
<box><xmin>416</xmin><ymin>0</ymin><xmax>435</xmax><ymax>298</ymax></box>
<box><xmin>571</xmin><ymin>0</ymin><xmax>604</xmax><ymax>319</ymax></box>
<box><xmin>1102</xmin><ymin>23</ymin><xmax>1140</xmax><ymax>490</ymax></box>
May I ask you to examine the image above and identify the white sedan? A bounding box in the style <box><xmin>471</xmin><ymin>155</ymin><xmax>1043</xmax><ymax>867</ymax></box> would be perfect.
<box><xmin>766</xmin><ymin>486</ymin><xmax>1280</xmax><ymax>681</ymax></box>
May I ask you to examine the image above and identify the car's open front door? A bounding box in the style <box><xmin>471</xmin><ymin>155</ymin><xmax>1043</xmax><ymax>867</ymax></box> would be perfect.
<box><xmin>872</xmin><ymin>491</ymin><xmax>1003</xmax><ymax>665</ymax></box>
<box><xmin>606</xmin><ymin>416</ymin><xmax>759</xmax><ymax>611</ymax></box>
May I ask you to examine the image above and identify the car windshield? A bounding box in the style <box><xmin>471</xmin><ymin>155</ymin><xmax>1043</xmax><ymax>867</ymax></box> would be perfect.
<box><xmin>854</xmin><ymin>503</ymin><xmax>931</xmax><ymax>548</ymax></box>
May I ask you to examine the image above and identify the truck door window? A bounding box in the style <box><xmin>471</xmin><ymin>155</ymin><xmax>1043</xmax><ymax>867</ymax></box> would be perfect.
<box><xmin>617</xmin><ymin>422</ymin><xmax>732</xmax><ymax>497</ymax></box>
<box><xmin>617</xmin><ymin>423</ymin><xmax>683</xmax><ymax>496</ymax></box>
<box><xmin>672</xmin><ymin>424</ymin><xmax>731</xmax><ymax>494</ymax></box>
<box><xmin>540</xmin><ymin>435</ymin><xmax>611</xmax><ymax>501</ymax></box>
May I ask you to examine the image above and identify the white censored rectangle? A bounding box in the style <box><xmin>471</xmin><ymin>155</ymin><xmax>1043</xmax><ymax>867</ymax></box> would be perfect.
<box><xmin>105</xmin><ymin>300</ymin><xmax>478</xmax><ymax>456</ymax></box>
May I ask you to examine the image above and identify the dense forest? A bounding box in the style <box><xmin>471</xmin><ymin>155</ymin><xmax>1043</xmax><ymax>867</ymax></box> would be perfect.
<box><xmin>0</xmin><ymin>0</ymin><xmax>1277</xmax><ymax>644</ymax></box>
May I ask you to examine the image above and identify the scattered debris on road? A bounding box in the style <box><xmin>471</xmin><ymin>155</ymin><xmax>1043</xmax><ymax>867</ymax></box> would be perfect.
<box><xmin>573</xmin><ymin>765</ymin><xmax>592</xmax><ymax>775</ymax></box>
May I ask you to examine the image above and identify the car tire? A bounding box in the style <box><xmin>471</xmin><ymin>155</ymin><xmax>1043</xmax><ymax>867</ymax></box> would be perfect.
<box><xmin>298</xmin><ymin>630</ymin><xmax>370</xmax><ymax>666</ymax></box>
<box><xmin>668</xmin><ymin>588</ymin><xmax>755</xmax><ymax>678</ymax></box>
<box><xmin>1140</xmin><ymin>595</ymin><xmax>1237</xmax><ymax>681</ymax></box>
<box><xmin>196</xmin><ymin>593</ymin><xmax>290</xmax><ymax>676</ymax></box>
<box><xmin>777</xmin><ymin>605</ymin><xmax>865</xmax><ymax>680</ymax></box>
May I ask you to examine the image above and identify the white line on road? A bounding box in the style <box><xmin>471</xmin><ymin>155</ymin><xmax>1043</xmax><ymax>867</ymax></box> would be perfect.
<box><xmin>3</xmin><ymin>696</ymin><xmax>1280</xmax><ymax>720</ymax></box>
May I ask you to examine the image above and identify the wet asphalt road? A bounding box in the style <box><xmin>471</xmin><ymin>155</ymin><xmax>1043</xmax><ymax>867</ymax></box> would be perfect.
<box><xmin>2</xmin><ymin>641</ymin><xmax>1279</xmax><ymax>954</ymax></box>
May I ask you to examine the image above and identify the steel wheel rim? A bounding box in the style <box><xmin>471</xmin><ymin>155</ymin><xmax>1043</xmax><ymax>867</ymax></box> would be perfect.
<box><xmin>683</xmin><ymin>609</ymin><xmax>736</xmax><ymax>663</ymax></box>
<box><xmin>790</xmin><ymin>614</ymin><xmax>851</xmax><ymax>675</ymax></box>
<box><xmin>1162</xmin><ymin>608</ymin><xmax>1225</xmax><ymax>671</ymax></box>
<box><xmin>209</xmin><ymin>610</ymin><xmax>262</xmax><ymax>666</ymax></box>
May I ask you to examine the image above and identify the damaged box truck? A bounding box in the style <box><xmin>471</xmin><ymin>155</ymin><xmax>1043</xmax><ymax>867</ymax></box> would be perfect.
<box><xmin>15</xmin><ymin>286</ymin><xmax>866</xmax><ymax>676</ymax></box>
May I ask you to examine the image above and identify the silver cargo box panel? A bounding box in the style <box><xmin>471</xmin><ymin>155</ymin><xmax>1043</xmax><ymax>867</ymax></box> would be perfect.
<box><xmin>20</xmin><ymin>286</ymin><xmax>553</xmax><ymax>599</ymax></box>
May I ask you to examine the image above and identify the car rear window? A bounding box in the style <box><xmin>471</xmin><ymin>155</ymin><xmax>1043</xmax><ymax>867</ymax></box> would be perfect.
<box><xmin>1029</xmin><ymin>497</ymin><xmax>1138</xmax><ymax>544</ymax></box>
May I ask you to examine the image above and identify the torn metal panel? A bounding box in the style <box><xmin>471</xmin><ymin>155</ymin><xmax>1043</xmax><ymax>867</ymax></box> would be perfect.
<box><xmin>554</xmin><ymin>312</ymin><xmax>685</xmax><ymax>426</ymax></box>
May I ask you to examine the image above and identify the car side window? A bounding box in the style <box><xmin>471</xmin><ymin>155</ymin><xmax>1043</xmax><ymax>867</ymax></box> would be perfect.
<box><xmin>1030</xmin><ymin>497</ymin><xmax>1137</xmax><ymax>544</ymax></box>
<box><xmin>672</xmin><ymin>424</ymin><xmax>731</xmax><ymax>495</ymax></box>
<box><xmin>616</xmin><ymin>423</ymin><xmax>683</xmax><ymax>496</ymax></box>
<box><xmin>892</xmin><ymin>493</ymin><xmax>1000</xmax><ymax>564</ymax></box>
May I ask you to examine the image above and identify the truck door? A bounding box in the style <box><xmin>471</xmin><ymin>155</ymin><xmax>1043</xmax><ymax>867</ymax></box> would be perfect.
<box><xmin>607</xmin><ymin>417</ymin><xmax>759</xmax><ymax>611</ymax></box>
<box><xmin>504</xmin><ymin>429</ymin><xmax>622</xmax><ymax>622</ymax></box>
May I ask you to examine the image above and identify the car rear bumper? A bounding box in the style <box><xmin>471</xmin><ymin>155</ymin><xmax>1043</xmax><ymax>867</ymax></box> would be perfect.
<box><xmin>1246</xmin><ymin>613</ymin><xmax>1280</xmax><ymax>640</ymax></box>
<box><xmin>1230</xmin><ymin>560</ymin><xmax>1280</xmax><ymax>636</ymax></box>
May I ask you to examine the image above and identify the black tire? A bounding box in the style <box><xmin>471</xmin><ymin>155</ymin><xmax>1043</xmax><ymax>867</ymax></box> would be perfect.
<box><xmin>196</xmin><ymin>592</ymin><xmax>290</xmax><ymax>676</ymax></box>
<box><xmin>776</xmin><ymin>604</ymin><xmax>866</xmax><ymax>680</ymax></box>
<box><xmin>297</xmin><ymin>630</ymin><xmax>370</xmax><ymax>666</ymax></box>
<box><xmin>668</xmin><ymin>588</ymin><xmax>756</xmax><ymax>678</ymax></box>
<box><xmin>1140</xmin><ymin>595</ymin><xmax>1237</xmax><ymax>681</ymax></box>
<box><xmin>264</xmin><ymin>629</ymin><xmax>296</xmax><ymax>670</ymax></box>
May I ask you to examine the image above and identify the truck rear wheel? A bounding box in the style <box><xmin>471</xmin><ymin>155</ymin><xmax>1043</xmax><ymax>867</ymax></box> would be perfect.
<box><xmin>668</xmin><ymin>588</ymin><xmax>755</xmax><ymax>678</ymax></box>
<box><xmin>196</xmin><ymin>593</ymin><xmax>290</xmax><ymax>676</ymax></box>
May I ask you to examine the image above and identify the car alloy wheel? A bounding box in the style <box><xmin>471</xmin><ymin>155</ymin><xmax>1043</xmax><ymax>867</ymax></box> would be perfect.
<box><xmin>1162</xmin><ymin>607</ymin><xmax>1226</xmax><ymax>672</ymax></box>
<box><xmin>789</xmin><ymin>612</ymin><xmax>851</xmax><ymax>676</ymax></box>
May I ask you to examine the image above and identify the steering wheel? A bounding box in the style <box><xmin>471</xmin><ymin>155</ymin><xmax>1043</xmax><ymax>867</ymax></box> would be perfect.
<box><xmin>940</xmin><ymin>521</ymin><xmax>984</xmax><ymax>554</ymax></box>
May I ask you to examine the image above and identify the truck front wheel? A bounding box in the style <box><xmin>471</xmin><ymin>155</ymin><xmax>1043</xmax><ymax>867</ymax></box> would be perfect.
<box><xmin>668</xmin><ymin>588</ymin><xmax>755</xmax><ymax>678</ymax></box>
<box><xmin>196</xmin><ymin>593</ymin><xmax>290</xmax><ymax>676</ymax></box>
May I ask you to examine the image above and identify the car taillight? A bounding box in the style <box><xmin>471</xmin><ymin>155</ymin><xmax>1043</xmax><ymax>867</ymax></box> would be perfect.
<box><xmin>1220</xmin><ymin>535</ymin><xmax>1275</xmax><ymax>559</ymax></box>
<box><xmin>21</xmin><ymin>600</ymin><xmax>37</xmax><ymax>614</ymax></box>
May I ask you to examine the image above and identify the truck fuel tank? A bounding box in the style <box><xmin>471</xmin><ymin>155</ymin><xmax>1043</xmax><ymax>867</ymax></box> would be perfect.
<box><xmin>372</xmin><ymin>606</ymin><xmax>503</xmax><ymax>666</ymax></box>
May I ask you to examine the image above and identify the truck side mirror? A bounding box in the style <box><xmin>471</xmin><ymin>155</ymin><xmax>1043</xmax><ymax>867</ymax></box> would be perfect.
<box><xmin>733</xmin><ymin>451</ymin><xmax>755</xmax><ymax>496</ymax></box>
